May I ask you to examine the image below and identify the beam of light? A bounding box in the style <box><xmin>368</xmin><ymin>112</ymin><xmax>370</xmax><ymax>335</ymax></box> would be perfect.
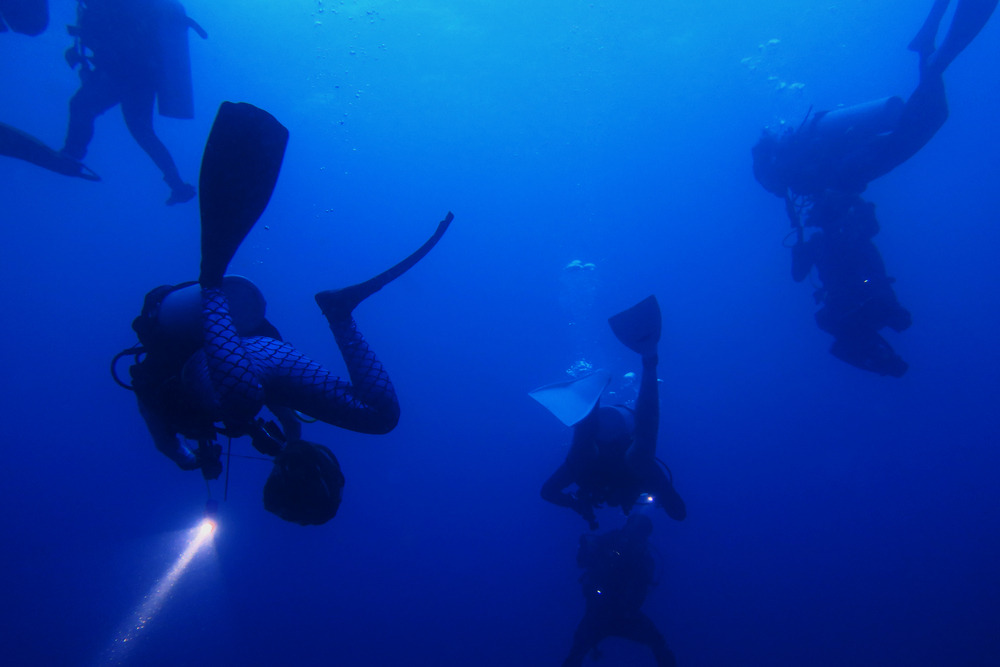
<box><xmin>101</xmin><ymin>519</ymin><xmax>216</xmax><ymax>665</ymax></box>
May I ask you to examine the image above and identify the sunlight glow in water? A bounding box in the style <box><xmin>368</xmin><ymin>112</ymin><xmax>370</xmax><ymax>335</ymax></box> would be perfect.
<box><xmin>102</xmin><ymin>519</ymin><xmax>216</xmax><ymax>664</ymax></box>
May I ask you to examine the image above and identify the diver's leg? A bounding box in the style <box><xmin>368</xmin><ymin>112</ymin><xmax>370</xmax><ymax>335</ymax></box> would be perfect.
<box><xmin>119</xmin><ymin>86</ymin><xmax>194</xmax><ymax>204</ymax></box>
<box><xmin>854</xmin><ymin>70</ymin><xmax>949</xmax><ymax>183</ymax></box>
<box><xmin>909</xmin><ymin>0</ymin><xmax>951</xmax><ymax>57</ymax></box>
<box><xmin>323</xmin><ymin>312</ymin><xmax>400</xmax><ymax>432</ymax></box>
<box><xmin>626</xmin><ymin>352</ymin><xmax>659</xmax><ymax>471</ymax></box>
<box><xmin>62</xmin><ymin>70</ymin><xmax>119</xmax><ymax>160</ymax></box>
<box><xmin>926</xmin><ymin>0</ymin><xmax>998</xmax><ymax>73</ymax></box>
<box><xmin>198</xmin><ymin>288</ymin><xmax>265</xmax><ymax>425</ymax></box>
<box><xmin>618</xmin><ymin>613</ymin><xmax>677</xmax><ymax>667</ymax></box>
<box><xmin>562</xmin><ymin>613</ymin><xmax>604</xmax><ymax>667</ymax></box>
<box><xmin>853</xmin><ymin>0</ymin><xmax>996</xmax><ymax>180</ymax></box>
<box><xmin>248</xmin><ymin>313</ymin><xmax>400</xmax><ymax>434</ymax></box>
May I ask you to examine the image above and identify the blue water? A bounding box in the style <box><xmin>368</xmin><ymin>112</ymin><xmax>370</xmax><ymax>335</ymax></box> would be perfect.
<box><xmin>2</xmin><ymin>1</ymin><xmax>998</xmax><ymax>665</ymax></box>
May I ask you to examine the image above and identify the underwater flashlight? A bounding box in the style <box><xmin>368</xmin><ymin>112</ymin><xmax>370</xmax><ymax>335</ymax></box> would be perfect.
<box><xmin>198</xmin><ymin>517</ymin><xmax>217</xmax><ymax>538</ymax></box>
<box><xmin>200</xmin><ymin>499</ymin><xmax>219</xmax><ymax>535</ymax></box>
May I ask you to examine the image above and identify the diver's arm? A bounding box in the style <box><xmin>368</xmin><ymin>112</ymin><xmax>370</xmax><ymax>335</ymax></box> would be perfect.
<box><xmin>136</xmin><ymin>396</ymin><xmax>200</xmax><ymax>470</ymax></box>
<box><xmin>542</xmin><ymin>464</ymin><xmax>598</xmax><ymax>528</ymax></box>
<box><xmin>567</xmin><ymin>403</ymin><xmax>600</xmax><ymax>463</ymax></box>
<box><xmin>629</xmin><ymin>353</ymin><xmax>659</xmax><ymax>465</ymax></box>
<box><xmin>269</xmin><ymin>405</ymin><xmax>302</xmax><ymax>443</ymax></box>
<box><xmin>541</xmin><ymin>463</ymin><xmax>577</xmax><ymax>508</ymax></box>
<box><xmin>648</xmin><ymin>462</ymin><xmax>687</xmax><ymax>521</ymax></box>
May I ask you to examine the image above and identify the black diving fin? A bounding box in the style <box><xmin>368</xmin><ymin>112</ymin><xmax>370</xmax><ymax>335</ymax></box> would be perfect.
<box><xmin>198</xmin><ymin>101</ymin><xmax>288</xmax><ymax>287</ymax></box>
<box><xmin>608</xmin><ymin>295</ymin><xmax>661</xmax><ymax>356</ymax></box>
<box><xmin>0</xmin><ymin>121</ymin><xmax>100</xmax><ymax>181</ymax></box>
<box><xmin>315</xmin><ymin>211</ymin><xmax>454</xmax><ymax>317</ymax></box>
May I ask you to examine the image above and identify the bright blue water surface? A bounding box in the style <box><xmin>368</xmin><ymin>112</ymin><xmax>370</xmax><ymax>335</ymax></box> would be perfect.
<box><xmin>2</xmin><ymin>2</ymin><xmax>998</xmax><ymax>665</ymax></box>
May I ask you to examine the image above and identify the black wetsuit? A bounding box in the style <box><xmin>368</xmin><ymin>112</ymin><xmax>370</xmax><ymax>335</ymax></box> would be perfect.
<box><xmin>541</xmin><ymin>356</ymin><xmax>686</xmax><ymax>527</ymax></box>
<box><xmin>133</xmin><ymin>287</ymin><xmax>399</xmax><ymax>471</ymax></box>
<box><xmin>562</xmin><ymin>527</ymin><xmax>676</xmax><ymax>667</ymax></box>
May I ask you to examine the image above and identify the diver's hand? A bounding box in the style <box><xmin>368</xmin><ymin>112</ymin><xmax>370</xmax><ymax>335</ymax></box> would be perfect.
<box><xmin>197</xmin><ymin>443</ymin><xmax>224</xmax><ymax>480</ymax></box>
<box><xmin>176</xmin><ymin>456</ymin><xmax>202</xmax><ymax>472</ymax></box>
<box><xmin>574</xmin><ymin>497</ymin><xmax>598</xmax><ymax>530</ymax></box>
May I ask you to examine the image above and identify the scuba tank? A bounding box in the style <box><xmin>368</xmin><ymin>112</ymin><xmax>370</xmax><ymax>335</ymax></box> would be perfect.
<box><xmin>112</xmin><ymin>275</ymin><xmax>266</xmax><ymax>390</ymax></box>
<box><xmin>810</xmin><ymin>96</ymin><xmax>904</xmax><ymax>141</ymax></box>
<box><xmin>156</xmin><ymin>275</ymin><xmax>266</xmax><ymax>345</ymax></box>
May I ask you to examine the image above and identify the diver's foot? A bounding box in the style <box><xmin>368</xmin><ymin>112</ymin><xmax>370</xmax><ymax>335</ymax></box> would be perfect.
<box><xmin>908</xmin><ymin>0</ymin><xmax>948</xmax><ymax>55</ymax></box>
<box><xmin>315</xmin><ymin>284</ymin><xmax>373</xmax><ymax>321</ymax></box>
<box><xmin>908</xmin><ymin>26</ymin><xmax>937</xmax><ymax>57</ymax></box>
<box><xmin>166</xmin><ymin>182</ymin><xmax>196</xmax><ymax>206</ymax></box>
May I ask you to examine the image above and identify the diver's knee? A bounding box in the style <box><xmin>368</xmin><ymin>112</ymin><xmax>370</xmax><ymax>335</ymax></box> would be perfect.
<box><xmin>371</xmin><ymin>403</ymin><xmax>400</xmax><ymax>434</ymax></box>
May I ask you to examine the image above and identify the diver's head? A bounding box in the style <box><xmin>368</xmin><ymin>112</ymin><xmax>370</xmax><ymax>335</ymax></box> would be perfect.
<box><xmin>596</xmin><ymin>406</ymin><xmax>635</xmax><ymax>446</ymax></box>
<box><xmin>263</xmin><ymin>440</ymin><xmax>344</xmax><ymax>525</ymax></box>
<box><xmin>625</xmin><ymin>513</ymin><xmax>653</xmax><ymax>541</ymax></box>
<box><xmin>752</xmin><ymin>128</ymin><xmax>793</xmax><ymax>198</ymax></box>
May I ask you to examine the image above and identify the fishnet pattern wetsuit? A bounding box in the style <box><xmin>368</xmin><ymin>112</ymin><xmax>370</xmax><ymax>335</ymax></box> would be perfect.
<box><xmin>192</xmin><ymin>287</ymin><xmax>399</xmax><ymax>435</ymax></box>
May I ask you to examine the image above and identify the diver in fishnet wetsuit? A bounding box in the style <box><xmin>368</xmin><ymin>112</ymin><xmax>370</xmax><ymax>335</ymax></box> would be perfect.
<box><xmin>196</xmin><ymin>286</ymin><xmax>399</xmax><ymax>441</ymax></box>
<box><xmin>130</xmin><ymin>213</ymin><xmax>452</xmax><ymax>526</ymax></box>
<box><xmin>125</xmin><ymin>102</ymin><xmax>452</xmax><ymax>524</ymax></box>
<box><xmin>192</xmin><ymin>208</ymin><xmax>450</xmax><ymax>448</ymax></box>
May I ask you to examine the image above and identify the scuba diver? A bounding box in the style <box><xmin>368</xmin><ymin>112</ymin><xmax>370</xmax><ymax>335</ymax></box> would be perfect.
<box><xmin>1</xmin><ymin>1</ymin><xmax>99</xmax><ymax>179</ymax></box>
<box><xmin>114</xmin><ymin>101</ymin><xmax>454</xmax><ymax>525</ymax></box>
<box><xmin>790</xmin><ymin>191</ymin><xmax>912</xmax><ymax>376</ymax></box>
<box><xmin>61</xmin><ymin>0</ymin><xmax>208</xmax><ymax>204</ymax></box>
<box><xmin>535</xmin><ymin>296</ymin><xmax>686</xmax><ymax>530</ymax></box>
<box><xmin>562</xmin><ymin>514</ymin><xmax>677</xmax><ymax>667</ymax></box>
<box><xmin>751</xmin><ymin>0</ymin><xmax>996</xmax><ymax>376</ymax></box>
<box><xmin>0</xmin><ymin>0</ymin><xmax>47</xmax><ymax>35</ymax></box>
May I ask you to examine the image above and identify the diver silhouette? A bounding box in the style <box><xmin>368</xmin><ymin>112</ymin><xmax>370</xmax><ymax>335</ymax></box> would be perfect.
<box><xmin>751</xmin><ymin>0</ymin><xmax>996</xmax><ymax>376</ymax></box>
<box><xmin>537</xmin><ymin>296</ymin><xmax>686</xmax><ymax>529</ymax></box>
<box><xmin>118</xmin><ymin>102</ymin><xmax>454</xmax><ymax>525</ymax></box>
<box><xmin>561</xmin><ymin>514</ymin><xmax>677</xmax><ymax>667</ymax></box>
<box><xmin>61</xmin><ymin>0</ymin><xmax>207</xmax><ymax>204</ymax></box>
